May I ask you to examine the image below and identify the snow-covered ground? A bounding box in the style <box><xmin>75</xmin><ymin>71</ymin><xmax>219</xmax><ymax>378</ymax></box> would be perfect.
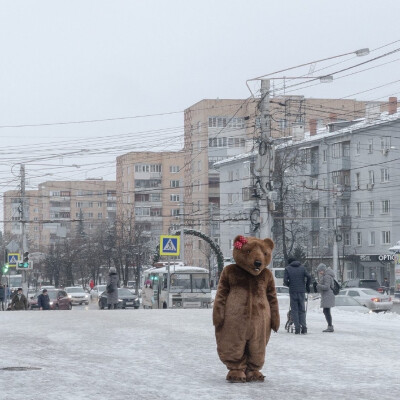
<box><xmin>1</xmin><ymin>303</ymin><xmax>399</xmax><ymax>400</ymax></box>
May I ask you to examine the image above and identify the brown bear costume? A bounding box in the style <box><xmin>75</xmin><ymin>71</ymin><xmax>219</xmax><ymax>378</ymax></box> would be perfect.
<box><xmin>213</xmin><ymin>235</ymin><xmax>280</xmax><ymax>383</ymax></box>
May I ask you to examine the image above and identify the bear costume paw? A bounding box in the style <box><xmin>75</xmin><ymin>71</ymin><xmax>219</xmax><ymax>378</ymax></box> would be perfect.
<box><xmin>245</xmin><ymin>370</ymin><xmax>265</xmax><ymax>382</ymax></box>
<box><xmin>226</xmin><ymin>370</ymin><xmax>246</xmax><ymax>383</ymax></box>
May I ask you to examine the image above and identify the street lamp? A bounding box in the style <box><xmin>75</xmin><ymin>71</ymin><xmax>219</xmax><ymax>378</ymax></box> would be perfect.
<box><xmin>246</xmin><ymin>47</ymin><xmax>370</xmax><ymax>96</ymax></box>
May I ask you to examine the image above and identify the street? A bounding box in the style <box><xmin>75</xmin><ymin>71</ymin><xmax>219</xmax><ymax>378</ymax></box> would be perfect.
<box><xmin>1</xmin><ymin>304</ymin><xmax>399</xmax><ymax>400</ymax></box>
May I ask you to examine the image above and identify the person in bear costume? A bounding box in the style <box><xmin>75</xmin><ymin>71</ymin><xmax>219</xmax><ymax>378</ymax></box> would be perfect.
<box><xmin>213</xmin><ymin>235</ymin><xmax>280</xmax><ymax>383</ymax></box>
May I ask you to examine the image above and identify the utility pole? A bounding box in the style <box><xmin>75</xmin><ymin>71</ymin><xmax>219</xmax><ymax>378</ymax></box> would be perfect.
<box><xmin>180</xmin><ymin>186</ymin><xmax>185</xmax><ymax>265</ymax></box>
<box><xmin>19</xmin><ymin>164</ymin><xmax>28</xmax><ymax>294</ymax></box>
<box><xmin>257</xmin><ymin>79</ymin><xmax>274</xmax><ymax>241</ymax></box>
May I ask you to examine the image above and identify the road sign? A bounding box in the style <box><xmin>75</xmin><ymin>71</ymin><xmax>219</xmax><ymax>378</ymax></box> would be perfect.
<box><xmin>160</xmin><ymin>235</ymin><xmax>180</xmax><ymax>256</ymax></box>
<box><xmin>8</xmin><ymin>253</ymin><xmax>20</xmax><ymax>267</ymax></box>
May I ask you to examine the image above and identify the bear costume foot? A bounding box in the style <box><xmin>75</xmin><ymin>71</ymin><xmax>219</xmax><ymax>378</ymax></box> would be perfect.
<box><xmin>245</xmin><ymin>369</ymin><xmax>265</xmax><ymax>382</ymax></box>
<box><xmin>226</xmin><ymin>370</ymin><xmax>246</xmax><ymax>383</ymax></box>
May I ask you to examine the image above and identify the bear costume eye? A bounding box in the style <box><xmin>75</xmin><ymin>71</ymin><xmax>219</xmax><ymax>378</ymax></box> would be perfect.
<box><xmin>247</xmin><ymin>250</ymin><xmax>250</xmax><ymax>255</ymax></box>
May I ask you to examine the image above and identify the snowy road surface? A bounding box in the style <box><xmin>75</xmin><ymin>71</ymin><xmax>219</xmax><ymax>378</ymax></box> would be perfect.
<box><xmin>0</xmin><ymin>305</ymin><xmax>399</xmax><ymax>400</ymax></box>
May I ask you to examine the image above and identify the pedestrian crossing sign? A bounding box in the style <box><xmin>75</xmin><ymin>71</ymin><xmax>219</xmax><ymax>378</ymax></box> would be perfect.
<box><xmin>8</xmin><ymin>253</ymin><xmax>20</xmax><ymax>267</ymax></box>
<box><xmin>160</xmin><ymin>235</ymin><xmax>180</xmax><ymax>256</ymax></box>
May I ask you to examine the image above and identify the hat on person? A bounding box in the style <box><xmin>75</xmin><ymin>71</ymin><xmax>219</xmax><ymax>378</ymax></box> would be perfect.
<box><xmin>109</xmin><ymin>266</ymin><xmax>117</xmax><ymax>273</ymax></box>
<box><xmin>42</xmin><ymin>289</ymin><xmax>48</xmax><ymax>293</ymax></box>
<box><xmin>17</xmin><ymin>287</ymin><xmax>23</xmax><ymax>291</ymax></box>
<box><xmin>316</xmin><ymin>263</ymin><xmax>327</xmax><ymax>272</ymax></box>
<box><xmin>287</xmin><ymin>256</ymin><xmax>296</xmax><ymax>264</ymax></box>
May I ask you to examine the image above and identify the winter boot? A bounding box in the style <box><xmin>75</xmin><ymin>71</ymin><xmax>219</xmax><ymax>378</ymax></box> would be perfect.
<box><xmin>295</xmin><ymin>327</ymin><xmax>300</xmax><ymax>334</ymax></box>
<box><xmin>323</xmin><ymin>325</ymin><xmax>334</xmax><ymax>332</ymax></box>
<box><xmin>301</xmin><ymin>326</ymin><xmax>307</xmax><ymax>334</ymax></box>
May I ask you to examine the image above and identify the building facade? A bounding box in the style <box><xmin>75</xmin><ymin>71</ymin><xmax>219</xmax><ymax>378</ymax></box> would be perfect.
<box><xmin>116</xmin><ymin>151</ymin><xmax>185</xmax><ymax>257</ymax></box>
<box><xmin>3</xmin><ymin>179</ymin><xmax>117</xmax><ymax>251</ymax></box>
<box><xmin>183</xmin><ymin>97</ymin><xmax>375</xmax><ymax>268</ymax></box>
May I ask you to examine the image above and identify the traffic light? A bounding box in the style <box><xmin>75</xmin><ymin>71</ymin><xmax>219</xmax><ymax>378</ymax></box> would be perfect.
<box><xmin>23</xmin><ymin>252</ymin><xmax>29</xmax><ymax>266</ymax></box>
<box><xmin>17</xmin><ymin>252</ymin><xmax>31</xmax><ymax>270</ymax></box>
<box><xmin>2</xmin><ymin>264</ymin><xmax>9</xmax><ymax>274</ymax></box>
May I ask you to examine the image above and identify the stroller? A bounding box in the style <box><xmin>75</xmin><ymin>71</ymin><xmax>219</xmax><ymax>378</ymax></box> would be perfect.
<box><xmin>285</xmin><ymin>294</ymin><xmax>308</xmax><ymax>333</ymax></box>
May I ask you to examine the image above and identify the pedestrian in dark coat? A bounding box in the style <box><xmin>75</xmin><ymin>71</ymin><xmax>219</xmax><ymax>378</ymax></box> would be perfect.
<box><xmin>382</xmin><ymin>278</ymin><xmax>390</xmax><ymax>295</ymax></box>
<box><xmin>11</xmin><ymin>288</ymin><xmax>28</xmax><ymax>311</ymax></box>
<box><xmin>315</xmin><ymin>263</ymin><xmax>335</xmax><ymax>332</ymax></box>
<box><xmin>106</xmin><ymin>267</ymin><xmax>119</xmax><ymax>309</ymax></box>
<box><xmin>37</xmin><ymin>289</ymin><xmax>51</xmax><ymax>310</ymax></box>
<box><xmin>0</xmin><ymin>284</ymin><xmax>5</xmax><ymax>311</ymax></box>
<box><xmin>284</xmin><ymin>257</ymin><xmax>311</xmax><ymax>334</ymax></box>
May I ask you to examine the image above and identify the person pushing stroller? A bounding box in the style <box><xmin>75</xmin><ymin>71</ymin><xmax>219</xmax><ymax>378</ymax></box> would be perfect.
<box><xmin>284</xmin><ymin>256</ymin><xmax>311</xmax><ymax>334</ymax></box>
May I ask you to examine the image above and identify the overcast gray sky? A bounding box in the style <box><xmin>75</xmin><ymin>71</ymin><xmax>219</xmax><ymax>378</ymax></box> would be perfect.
<box><xmin>1</xmin><ymin>0</ymin><xmax>400</xmax><ymax>222</ymax></box>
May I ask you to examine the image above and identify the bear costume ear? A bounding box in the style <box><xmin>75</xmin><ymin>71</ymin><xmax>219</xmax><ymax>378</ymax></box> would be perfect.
<box><xmin>263</xmin><ymin>238</ymin><xmax>274</xmax><ymax>250</ymax></box>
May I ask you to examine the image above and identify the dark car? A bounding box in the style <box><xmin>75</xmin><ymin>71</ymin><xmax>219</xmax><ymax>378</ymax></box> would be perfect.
<box><xmin>341</xmin><ymin>279</ymin><xmax>381</xmax><ymax>292</ymax></box>
<box><xmin>98</xmin><ymin>288</ymin><xmax>140</xmax><ymax>309</ymax></box>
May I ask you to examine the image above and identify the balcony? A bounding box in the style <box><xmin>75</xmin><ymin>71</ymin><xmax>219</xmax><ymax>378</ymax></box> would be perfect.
<box><xmin>340</xmin><ymin>156</ymin><xmax>351</xmax><ymax>170</ymax></box>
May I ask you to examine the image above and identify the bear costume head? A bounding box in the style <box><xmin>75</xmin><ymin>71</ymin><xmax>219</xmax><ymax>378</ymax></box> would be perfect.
<box><xmin>232</xmin><ymin>235</ymin><xmax>274</xmax><ymax>276</ymax></box>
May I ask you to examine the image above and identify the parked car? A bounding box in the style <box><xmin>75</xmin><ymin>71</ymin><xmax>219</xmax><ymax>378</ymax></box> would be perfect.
<box><xmin>28</xmin><ymin>291</ymin><xmax>40</xmax><ymax>310</ymax></box>
<box><xmin>333</xmin><ymin>295</ymin><xmax>370</xmax><ymax>313</ymax></box>
<box><xmin>339</xmin><ymin>288</ymin><xmax>392</xmax><ymax>312</ymax></box>
<box><xmin>90</xmin><ymin>285</ymin><xmax>107</xmax><ymax>301</ymax></box>
<box><xmin>341</xmin><ymin>279</ymin><xmax>382</xmax><ymax>292</ymax></box>
<box><xmin>46</xmin><ymin>289</ymin><xmax>72</xmax><ymax>310</ymax></box>
<box><xmin>65</xmin><ymin>286</ymin><xmax>89</xmax><ymax>305</ymax></box>
<box><xmin>98</xmin><ymin>288</ymin><xmax>140</xmax><ymax>309</ymax></box>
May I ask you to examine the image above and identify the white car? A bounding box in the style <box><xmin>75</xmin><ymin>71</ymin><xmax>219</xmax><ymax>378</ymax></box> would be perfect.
<box><xmin>90</xmin><ymin>285</ymin><xmax>107</xmax><ymax>301</ymax></box>
<box><xmin>333</xmin><ymin>295</ymin><xmax>370</xmax><ymax>313</ymax></box>
<box><xmin>64</xmin><ymin>286</ymin><xmax>89</xmax><ymax>305</ymax></box>
<box><xmin>339</xmin><ymin>288</ymin><xmax>392</xmax><ymax>312</ymax></box>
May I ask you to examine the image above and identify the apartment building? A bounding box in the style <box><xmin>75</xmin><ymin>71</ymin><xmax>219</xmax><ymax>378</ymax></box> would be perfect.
<box><xmin>3</xmin><ymin>179</ymin><xmax>116</xmax><ymax>251</ymax></box>
<box><xmin>216</xmin><ymin>97</ymin><xmax>399</xmax><ymax>284</ymax></box>
<box><xmin>183</xmin><ymin>97</ymin><xmax>375</xmax><ymax>268</ymax></box>
<box><xmin>116</xmin><ymin>151</ymin><xmax>185</xmax><ymax>254</ymax></box>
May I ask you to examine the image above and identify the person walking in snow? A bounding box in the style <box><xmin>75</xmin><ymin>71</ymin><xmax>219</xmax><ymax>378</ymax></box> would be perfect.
<box><xmin>106</xmin><ymin>267</ymin><xmax>119</xmax><ymax>309</ymax></box>
<box><xmin>314</xmin><ymin>263</ymin><xmax>336</xmax><ymax>332</ymax></box>
<box><xmin>382</xmin><ymin>277</ymin><xmax>390</xmax><ymax>295</ymax></box>
<box><xmin>284</xmin><ymin>256</ymin><xmax>311</xmax><ymax>334</ymax></box>
<box><xmin>141</xmin><ymin>280</ymin><xmax>154</xmax><ymax>309</ymax></box>
<box><xmin>37</xmin><ymin>289</ymin><xmax>51</xmax><ymax>310</ymax></box>
<box><xmin>0</xmin><ymin>284</ymin><xmax>5</xmax><ymax>311</ymax></box>
<box><xmin>11</xmin><ymin>288</ymin><xmax>28</xmax><ymax>311</ymax></box>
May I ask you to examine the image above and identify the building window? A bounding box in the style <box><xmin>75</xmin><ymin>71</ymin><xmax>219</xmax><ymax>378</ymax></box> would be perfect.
<box><xmin>355</xmin><ymin>173</ymin><xmax>360</xmax><ymax>189</ymax></box>
<box><xmin>242</xmin><ymin>187</ymin><xmax>251</xmax><ymax>201</ymax></box>
<box><xmin>97</xmin><ymin>202</ymin><xmax>102</xmax><ymax>207</ymax></box>
<box><xmin>332</xmin><ymin>143</ymin><xmax>341</xmax><ymax>158</ymax></box>
<box><xmin>323</xmin><ymin>206</ymin><xmax>328</xmax><ymax>218</ymax></box>
<box><xmin>381</xmin><ymin>168</ymin><xmax>389</xmax><ymax>182</ymax></box>
<box><xmin>170</xmin><ymin>165</ymin><xmax>180</xmax><ymax>173</ymax></box>
<box><xmin>170</xmin><ymin>194</ymin><xmax>180</xmax><ymax>202</ymax></box>
<box><xmin>381</xmin><ymin>136</ymin><xmax>391</xmax><ymax>154</ymax></box>
<box><xmin>88</xmin><ymin>212</ymin><xmax>93</xmax><ymax>218</ymax></box>
<box><xmin>382</xmin><ymin>231</ymin><xmax>391</xmax><ymax>244</ymax></box>
<box><xmin>170</xmin><ymin>180</ymin><xmax>180</xmax><ymax>188</ymax></box>
<box><xmin>381</xmin><ymin>200</ymin><xmax>390</xmax><ymax>214</ymax></box>
<box><xmin>368</xmin><ymin>170</ymin><xmax>374</xmax><ymax>185</ymax></box>
<box><xmin>356</xmin><ymin>232</ymin><xmax>362</xmax><ymax>246</ymax></box>
<box><xmin>369</xmin><ymin>231</ymin><xmax>375</xmax><ymax>246</ymax></box>
<box><xmin>97</xmin><ymin>213</ymin><xmax>103</xmax><ymax>219</ymax></box>
<box><xmin>369</xmin><ymin>201</ymin><xmax>374</xmax><ymax>215</ymax></box>
<box><xmin>356</xmin><ymin>202</ymin><xmax>362</xmax><ymax>217</ymax></box>
<box><xmin>228</xmin><ymin>171</ymin><xmax>234</xmax><ymax>181</ymax></box>
<box><xmin>356</xmin><ymin>141</ymin><xmax>361</xmax><ymax>155</ymax></box>
<box><xmin>322</xmin><ymin>149</ymin><xmax>327</xmax><ymax>163</ymax></box>
<box><xmin>368</xmin><ymin>139</ymin><xmax>373</xmax><ymax>154</ymax></box>
<box><xmin>228</xmin><ymin>194</ymin><xmax>233</xmax><ymax>204</ymax></box>
<box><xmin>171</xmin><ymin>209</ymin><xmax>180</xmax><ymax>216</ymax></box>
<box><xmin>312</xmin><ymin>233</ymin><xmax>319</xmax><ymax>248</ymax></box>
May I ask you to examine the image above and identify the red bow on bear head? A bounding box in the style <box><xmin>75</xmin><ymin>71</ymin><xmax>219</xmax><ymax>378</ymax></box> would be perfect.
<box><xmin>234</xmin><ymin>236</ymin><xmax>248</xmax><ymax>250</ymax></box>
